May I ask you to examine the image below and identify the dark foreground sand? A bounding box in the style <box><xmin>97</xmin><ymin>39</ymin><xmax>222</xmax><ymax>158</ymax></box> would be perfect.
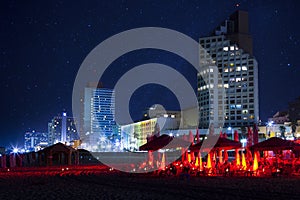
<box><xmin>1</xmin><ymin>168</ymin><xmax>300</xmax><ymax>200</ymax></box>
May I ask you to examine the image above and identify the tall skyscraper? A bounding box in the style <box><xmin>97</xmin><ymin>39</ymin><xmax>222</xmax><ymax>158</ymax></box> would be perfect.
<box><xmin>82</xmin><ymin>84</ymin><xmax>120</xmax><ymax>152</ymax></box>
<box><xmin>48</xmin><ymin>112</ymin><xmax>79</xmax><ymax>145</ymax></box>
<box><xmin>198</xmin><ymin>10</ymin><xmax>259</xmax><ymax>128</ymax></box>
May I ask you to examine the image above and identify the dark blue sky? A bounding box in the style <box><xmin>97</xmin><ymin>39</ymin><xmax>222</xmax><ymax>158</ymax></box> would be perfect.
<box><xmin>1</xmin><ymin>0</ymin><xmax>300</xmax><ymax>147</ymax></box>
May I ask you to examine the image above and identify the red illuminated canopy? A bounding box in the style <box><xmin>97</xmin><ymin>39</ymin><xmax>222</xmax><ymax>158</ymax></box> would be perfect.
<box><xmin>190</xmin><ymin>135</ymin><xmax>242</xmax><ymax>152</ymax></box>
<box><xmin>250</xmin><ymin>137</ymin><xmax>300</xmax><ymax>151</ymax></box>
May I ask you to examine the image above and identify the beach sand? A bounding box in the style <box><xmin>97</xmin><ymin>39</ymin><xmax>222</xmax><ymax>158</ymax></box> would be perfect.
<box><xmin>1</xmin><ymin>167</ymin><xmax>300</xmax><ymax>200</ymax></box>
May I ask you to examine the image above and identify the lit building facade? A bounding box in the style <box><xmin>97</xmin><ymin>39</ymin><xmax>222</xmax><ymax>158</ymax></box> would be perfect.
<box><xmin>198</xmin><ymin>10</ymin><xmax>259</xmax><ymax>128</ymax></box>
<box><xmin>48</xmin><ymin>112</ymin><xmax>79</xmax><ymax>145</ymax></box>
<box><xmin>82</xmin><ymin>86</ymin><xmax>120</xmax><ymax>152</ymax></box>
<box><xmin>24</xmin><ymin>131</ymin><xmax>48</xmax><ymax>151</ymax></box>
<box><xmin>121</xmin><ymin>116</ymin><xmax>180</xmax><ymax>151</ymax></box>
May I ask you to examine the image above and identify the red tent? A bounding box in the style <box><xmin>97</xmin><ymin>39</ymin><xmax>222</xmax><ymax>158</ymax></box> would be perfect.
<box><xmin>139</xmin><ymin>134</ymin><xmax>191</xmax><ymax>151</ymax></box>
<box><xmin>139</xmin><ymin>135</ymin><xmax>172</xmax><ymax>151</ymax></box>
<box><xmin>190</xmin><ymin>135</ymin><xmax>242</xmax><ymax>152</ymax></box>
<box><xmin>161</xmin><ymin>137</ymin><xmax>191</xmax><ymax>150</ymax></box>
<box><xmin>250</xmin><ymin>137</ymin><xmax>300</xmax><ymax>151</ymax></box>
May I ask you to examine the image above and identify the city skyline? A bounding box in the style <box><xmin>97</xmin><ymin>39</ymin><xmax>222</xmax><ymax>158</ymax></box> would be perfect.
<box><xmin>1</xmin><ymin>1</ymin><xmax>300</xmax><ymax>147</ymax></box>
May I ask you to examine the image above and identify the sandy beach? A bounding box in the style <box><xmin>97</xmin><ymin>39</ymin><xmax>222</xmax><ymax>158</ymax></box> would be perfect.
<box><xmin>1</xmin><ymin>167</ymin><xmax>300</xmax><ymax>200</ymax></box>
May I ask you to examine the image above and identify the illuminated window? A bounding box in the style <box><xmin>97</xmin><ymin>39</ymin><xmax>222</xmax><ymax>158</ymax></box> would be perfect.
<box><xmin>224</xmin><ymin>68</ymin><xmax>229</xmax><ymax>72</ymax></box>
<box><xmin>230</xmin><ymin>63</ymin><xmax>234</xmax><ymax>67</ymax></box>
<box><xmin>230</xmin><ymin>46</ymin><xmax>235</xmax><ymax>51</ymax></box>
<box><xmin>223</xmin><ymin>47</ymin><xmax>229</xmax><ymax>51</ymax></box>
<box><xmin>236</xmin><ymin>78</ymin><xmax>241</xmax><ymax>82</ymax></box>
<box><xmin>210</xmin><ymin>69</ymin><xmax>213</xmax><ymax>72</ymax></box>
<box><xmin>242</xmin><ymin>66</ymin><xmax>247</xmax><ymax>71</ymax></box>
<box><xmin>236</xmin><ymin>67</ymin><xmax>241</xmax><ymax>71</ymax></box>
<box><xmin>236</xmin><ymin>104</ymin><xmax>242</xmax><ymax>109</ymax></box>
<box><xmin>224</xmin><ymin>84</ymin><xmax>229</xmax><ymax>88</ymax></box>
<box><xmin>242</xmin><ymin>109</ymin><xmax>248</xmax><ymax>114</ymax></box>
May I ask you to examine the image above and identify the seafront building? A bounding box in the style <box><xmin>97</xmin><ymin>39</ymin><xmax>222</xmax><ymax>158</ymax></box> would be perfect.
<box><xmin>120</xmin><ymin>11</ymin><xmax>260</xmax><ymax>151</ymax></box>
<box><xmin>198</xmin><ymin>10</ymin><xmax>259</xmax><ymax>129</ymax></box>
<box><xmin>81</xmin><ymin>83</ymin><xmax>120</xmax><ymax>152</ymax></box>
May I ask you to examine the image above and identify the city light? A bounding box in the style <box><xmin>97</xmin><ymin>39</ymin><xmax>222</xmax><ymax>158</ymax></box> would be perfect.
<box><xmin>267</xmin><ymin>121</ymin><xmax>274</xmax><ymax>127</ymax></box>
<box><xmin>12</xmin><ymin>148</ymin><xmax>18</xmax><ymax>153</ymax></box>
<box><xmin>100</xmin><ymin>136</ymin><xmax>106</xmax><ymax>142</ymax></box>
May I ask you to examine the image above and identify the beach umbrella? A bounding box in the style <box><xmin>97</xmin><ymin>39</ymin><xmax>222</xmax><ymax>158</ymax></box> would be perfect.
<box><xmin>256</xmin><ymin>151</ymin><xmax>261</xmax><ymax>162</ymax></box>
<box><xmin>236</xmin><ymin>150</ymin><xmax>240</xmax><ymax>166</ymax></box>
<box><xmin>224</xmin><ymin>150</ymin><xmax>228</xmax><ymax>162</ymax></box>
<box><xmin>161</xmin><ymin>152</ymin><xmax>166</xmax><ymax>170</ymax></box>
<box><xmin>253</xmin><ymin>152</ymin><xmax>258</xmax><ymax>171</ymax></box>
<box><xmin>249</xmin><ymin>137</ymin><xmax>299</xmax><ymax>151</ymax></box>
<box><xmin>139</xmin><ymin>134</ymin><xmax>173</xmax><ymax>151</ymax></box>
<box><xmin>199</xmin><ymin>152</ymin><xmax>203</xmax><ymax>171</ymax></box>
<box><xmin>246</xmin><ymin>149</ymin><xmax>253</xmax><ymax>162</ymax></box>
<box><xmin>195</xmin><ymin>155</ymin><xmax>199</xmax><ymax>167</ymax></box>
<box><xmin>241</xmin><ymin>151</ymin><xmax>247</xmax><ymax>169</ymax></box>
<box><xmin>247</xmin><ymin>127</ymin><xmax>253</xmax><ymax>148</ymax></box>
<box><xmin>218</xmin><ymin>149</ymin><xmax>223</xmax><ymax>164</ymax></box>
<box><xmin>206</xmin><ymin>153</ymin><xmax>212</xmax><ymax>169</ymax></box>
<box><xmin>190</xmin><ymin>135</ymin><xmax>242</xmax><ymax>152</ymax></box>
<box><xmin>253</xmin><ymin>123</ymin><xmax>259</xmax><ymax>145</ymax></box>
<box><xmin>188</xmin><ymin>152</ymin><xmax>191</xmax><ymax>163</ymax></box>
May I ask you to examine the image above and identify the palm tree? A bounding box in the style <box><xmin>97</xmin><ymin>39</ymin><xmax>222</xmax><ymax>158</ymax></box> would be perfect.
<box><xmin>279</xmin><ymin>125</ymin><xmax>286</xmax><ymax>139</ymax></box>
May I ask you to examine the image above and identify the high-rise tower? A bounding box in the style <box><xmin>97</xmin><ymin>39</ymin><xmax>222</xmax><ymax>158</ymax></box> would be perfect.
<box><xmin>198</xmin><ymin>10</ymin><xmax>259</xmax><ymax>128</ymax></box>
<box><xmin>82</xmin><ymin>83</ymin><xmax>120</xmax><ymax>152</ymax></box>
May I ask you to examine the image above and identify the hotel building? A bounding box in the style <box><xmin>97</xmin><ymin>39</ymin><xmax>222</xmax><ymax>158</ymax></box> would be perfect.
<box><xmin>82</xmin><ymin>84</ymin><xmax>120</xmax><ymax>152</ymax></box>
<box><xmin>198</xmin><ymin>10</ymin><xmax>259</xmax><ymax>128</ymax></box>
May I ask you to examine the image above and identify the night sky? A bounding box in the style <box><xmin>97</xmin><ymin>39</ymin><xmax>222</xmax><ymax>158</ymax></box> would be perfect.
<box><xmin>1</xmin><ymin>0</ymin><xmax>300</xmax><ymax>147</ymax></box>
